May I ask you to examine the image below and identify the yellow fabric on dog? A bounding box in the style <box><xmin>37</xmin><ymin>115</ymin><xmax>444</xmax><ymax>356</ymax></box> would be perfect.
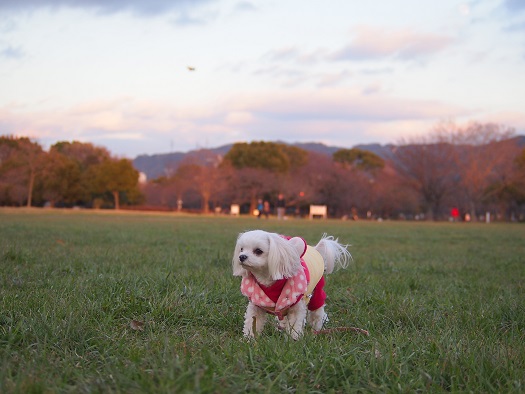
<box><xmin>303</xmin><ymin>245</ymin><xmax>324</xmax><ymax>299</ymax></box>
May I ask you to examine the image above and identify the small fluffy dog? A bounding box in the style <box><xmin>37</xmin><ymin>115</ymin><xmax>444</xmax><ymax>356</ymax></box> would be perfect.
<box><xmin>232</xmin><ymin>230</ymin><xmax>350</xmax><ymax>339</ymax></box>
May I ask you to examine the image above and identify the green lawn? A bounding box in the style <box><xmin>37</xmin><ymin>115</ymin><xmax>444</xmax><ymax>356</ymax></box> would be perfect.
<box><xmin>1</xmin><ymin>209</ymin><xmax>524</xmax><ymax>393</ymax></box>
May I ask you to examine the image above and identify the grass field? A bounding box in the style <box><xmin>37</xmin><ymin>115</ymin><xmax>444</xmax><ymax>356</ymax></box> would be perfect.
<box><xmin>1</xmin><ymin>209</ymin><xmax>524</xmax><ymax>393</ymax></box>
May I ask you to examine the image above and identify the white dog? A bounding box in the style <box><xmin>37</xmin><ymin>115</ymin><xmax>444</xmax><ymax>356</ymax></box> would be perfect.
<box><xmin>232</xmin><ymin>230</ymin><xmax>350</xmax><ymax>340</ymax></box>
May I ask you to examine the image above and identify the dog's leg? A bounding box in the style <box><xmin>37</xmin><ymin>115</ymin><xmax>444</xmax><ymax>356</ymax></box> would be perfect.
<box><xmin>243</xmin><ymin>303</ymin><xmax>267</xmax><ymax>338</ymax></box>
<box><xmin>285</xmin><ymin>302</ymin><xmax>307</xmax><ymax>340</ymax></box>
<box><xmin>307</xmin><ymin>306</ymin><xmax>328</xmax><ymax>331</ymax></box>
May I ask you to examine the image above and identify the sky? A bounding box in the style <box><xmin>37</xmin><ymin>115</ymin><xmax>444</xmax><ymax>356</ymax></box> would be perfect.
<box><xmin>1</xmin><ymin>0</ymin><xmax>524</xmax><ymax>158</ymax></box>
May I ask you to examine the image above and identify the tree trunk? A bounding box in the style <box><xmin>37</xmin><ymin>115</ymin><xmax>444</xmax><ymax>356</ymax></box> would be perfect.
<box><xmin>202</xmin><ymin>192</ymin><xmax>210</xmax><ymax>214</ymax></box>
<box><xmin>113</xmin><ymin>191</ymin><xmax>120</xmax><ymax>210</ymax></box>
<box><xmin>250</xmin><ymin>189</ymin><xmax>257</xmax><ymax>215</ymax></box>
<box><xmin>469</xmin><ymin>202</ymin><xmax>477</xmax><ymax>222</ymax></box>
<box><xmin>27</xmin><ymin>167</ymin><xmax>35</xmax><ymax>207</ymax></box>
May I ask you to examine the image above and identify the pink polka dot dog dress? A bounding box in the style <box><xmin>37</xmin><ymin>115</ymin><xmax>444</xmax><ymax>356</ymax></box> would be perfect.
<box><xmin>240</xmin><ymin>236</ymin><xmax>327</xmax><ymax>319</ymax></box>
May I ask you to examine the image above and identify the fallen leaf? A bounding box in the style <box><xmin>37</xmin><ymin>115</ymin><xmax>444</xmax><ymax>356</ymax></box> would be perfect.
<box><xmin>130</xmin><ymin>320</ymin><xmax>144</xmax><ymax>331</ymax></box>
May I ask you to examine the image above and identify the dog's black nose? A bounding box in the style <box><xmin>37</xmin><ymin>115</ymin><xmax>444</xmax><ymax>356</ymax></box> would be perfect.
<box><xmin>239</xmin><ymin>254</ymin><xmax>248</xmax><ymax>263</ymax></box>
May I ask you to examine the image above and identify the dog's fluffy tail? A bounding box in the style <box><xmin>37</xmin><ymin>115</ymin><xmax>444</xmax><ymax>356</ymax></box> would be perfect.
<box><xmin>315</xmin><ymin>234</ymin><xmax>351</xmax><ymax>274</ymax></box>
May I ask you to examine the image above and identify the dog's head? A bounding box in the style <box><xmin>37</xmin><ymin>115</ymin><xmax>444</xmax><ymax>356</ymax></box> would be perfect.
<box><xmin>232</xmin><ymin>230</ymin><xmax>305</xmax><ymax>283</ymax></box>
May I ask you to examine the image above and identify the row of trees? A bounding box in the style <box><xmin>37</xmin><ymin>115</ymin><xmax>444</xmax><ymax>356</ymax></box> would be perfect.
<box><xmin>0</xmin><ymin>137</ymin><xmax>141</xmax><ymax>209</ymax></box>
<box><xmin>142</xmin><ymin>122</ymin><xmax>525</xmax><ymax>221</ymax></box>
<box><xmin>2</xmin><ymin>121</ymin><xmax>525</xmax><ymax>220</ymax></box>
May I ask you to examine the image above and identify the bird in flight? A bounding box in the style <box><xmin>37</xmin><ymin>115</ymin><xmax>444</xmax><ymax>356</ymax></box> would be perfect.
<box><xmin>187</xmin><ymin>66</ymin><xmax>196</xmax><ymax>71</ymax></box>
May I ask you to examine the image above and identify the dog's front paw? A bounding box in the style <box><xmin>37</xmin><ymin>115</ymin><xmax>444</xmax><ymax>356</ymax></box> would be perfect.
<box><xmin>288</xmin><ymin>328</ymin><xmax>303</xmax><ymax>341</ymax></box>
<box><xmin>243</xmin><ymin>323</ymin><xmax>257</xmax><ymax>339</ymax></box>
<box><xmin>308</xmin><ymin>308</ymin><xmax>328</xmax><ymax>331</ymax></box>
<box><xmin>283</xmin><ymin>316</ymin><xmax>305</xmax><ymax>340</ymax></box>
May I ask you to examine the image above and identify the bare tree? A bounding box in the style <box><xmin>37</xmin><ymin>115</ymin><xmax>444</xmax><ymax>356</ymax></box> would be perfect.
<box><xmin>444</xmin><ymin>122</ymin><xmax>516</xmax><ymax>220</ymax></box>
<box><xmin>392</xmin><ymin>139</ymin><xmax>458</xmax><ymax>220</ymax></box>
<box><xmin>367</xmin><ymin>165</ymin><xmax>419</xmax><ymax>219</ymax></box>
<box><xmin>175</xmin><ymin>161</ymin><xmax>220</xmax><ymax>214</ymax></box>
<box><xmin>394</xmin><ymin>121</ymin><xmax>517</xmax><ymax>220</ymax></box>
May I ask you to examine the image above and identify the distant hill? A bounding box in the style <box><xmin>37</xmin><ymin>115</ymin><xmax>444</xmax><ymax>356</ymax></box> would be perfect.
<box><xmin>133</xmin><ymin>136</ymin><xmax>525</xmax><ymax>180</ymax></box>
<box><xmin>288</xmin><ymin>142</ymin><xmax>340</xmax><ymax>156</ymax></box>
<box><xmin>353</xmin><ymin>143</ymin><xmax>397</xmax><ymax>161</ymax></box>
<box><xmin>133</xmin><ymin>144</ymin><xmax>233</xmax><ymax>180</ymax></box>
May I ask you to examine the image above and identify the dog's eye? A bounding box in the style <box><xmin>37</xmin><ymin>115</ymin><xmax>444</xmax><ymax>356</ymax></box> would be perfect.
<box><xmin>254</xmin><ymin>248</ymin><xmax>263</xmax><ymax>256</ymax></box>
<box><xmin>240</xmin><ymin>248</ymin><xmax>243</xmax><ymax>252</ymax></box>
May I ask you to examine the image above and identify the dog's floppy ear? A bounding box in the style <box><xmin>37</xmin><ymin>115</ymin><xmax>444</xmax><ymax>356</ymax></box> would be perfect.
<box><xmin>267</xmin><ymin>233</ymin><xmax>302</xmax><ymax>280</ymax></box>
<box><xmin>232</xmin><ymin>233</ymin><xmax>248</xmax><ymax>277</ymax></box>
<box><xmin>288</xmin><ymin>236</ymin><xmax>307</xmax><ymax>257</ymax></box>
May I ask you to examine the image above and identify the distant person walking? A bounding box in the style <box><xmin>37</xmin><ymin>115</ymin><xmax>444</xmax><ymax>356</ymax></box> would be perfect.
<box><xmin>277</xmin><ymin>194</ymin><xmax>285</xmax><ymax>220</ymax></box>
<box><xmin>258</xmin><ymin>199</ymin><xmax>270</xmax><ymax>219</ymax></box>
<box><xmin>263</xmin><ymin>200</ymin><xmax>270</xmax><ymax>218</ymax></box>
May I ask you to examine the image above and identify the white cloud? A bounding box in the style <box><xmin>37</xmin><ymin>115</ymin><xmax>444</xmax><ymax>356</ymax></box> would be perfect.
<box><xmin>0</xmin><ymin>88</ymin><xmax>474</xmax><ymax>156</ymax></box>
<box><xmin>331</xmin><ymin>26</ymin><xmax>454</xmax><ymax>61</ymax></box>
